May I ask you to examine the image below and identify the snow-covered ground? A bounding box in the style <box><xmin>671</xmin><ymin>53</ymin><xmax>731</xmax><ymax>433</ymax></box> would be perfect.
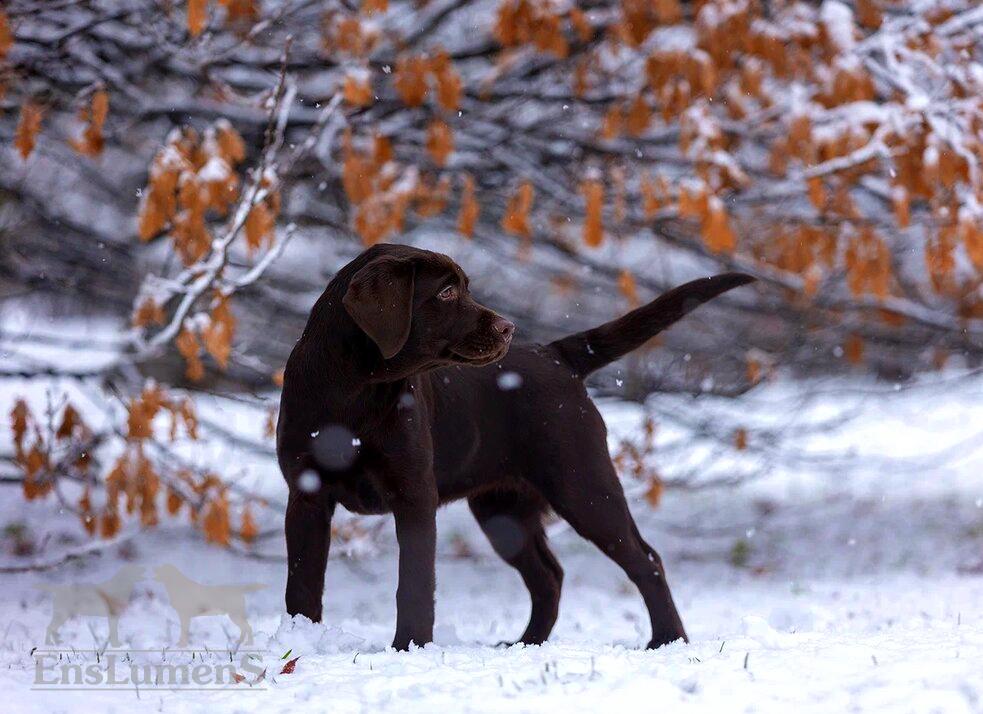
<box><xmin>2</xmin><ymin>316</ymin><xmax>983</xmax><ymax>712</ymax></box>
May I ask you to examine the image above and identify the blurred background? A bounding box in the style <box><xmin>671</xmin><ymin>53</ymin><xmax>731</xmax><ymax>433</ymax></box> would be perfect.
<box><xmin>1</xmin><ymin>0</ymin><xmax>983</xmax><ymax>670</ymax></box>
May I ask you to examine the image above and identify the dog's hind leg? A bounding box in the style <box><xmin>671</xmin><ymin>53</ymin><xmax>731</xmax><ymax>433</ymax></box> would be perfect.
<box><xmin>539</xmin><ymin>451</ymin><xmax>687</xmax><ymax>649</ymax></box>
<box><xmin>285</xmin><ymin>491</ymin><xmax>335</xmax><ymax>623</ymax></box>
<box><xmin>469</xmin><ymin>490</ymin><xmax>563</xmax><ymax>646</ymax></box>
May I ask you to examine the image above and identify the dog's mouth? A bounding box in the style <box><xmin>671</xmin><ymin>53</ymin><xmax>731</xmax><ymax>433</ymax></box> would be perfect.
<box><xmin>448</xmin><ymin>340</ymin><xmax>511</xmax><ymax>366</ymax></box>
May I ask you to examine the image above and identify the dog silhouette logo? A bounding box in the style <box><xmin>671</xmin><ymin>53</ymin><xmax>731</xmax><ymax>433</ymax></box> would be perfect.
<box><xmin>40</xmin><ymin>564</ymin><xmax>144</xmax><ymax>647</ymax></box>
<box><xmin>153</xmin><ymin>564</ymin><xmax>265</xmax><ymax>646</ymax></box>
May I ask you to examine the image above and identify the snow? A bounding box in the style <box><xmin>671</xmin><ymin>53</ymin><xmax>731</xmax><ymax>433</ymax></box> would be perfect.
<box><xmin>2</xmin><ymin>319</ymin><xmax>983</xmax><ymax>710</ymax></box>
<box><xmin>820</xmin><ymin>0</ymin><xmax>857</xmax><ymax>53</ymax></box>
<box><xmin>197</xmin><ymin>156</ymin><xmax>233</xmax><ymax>183</ymax></box>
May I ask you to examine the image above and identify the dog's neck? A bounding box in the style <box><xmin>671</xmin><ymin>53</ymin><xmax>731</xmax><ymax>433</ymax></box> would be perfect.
<box><xmin>292</xmin><ymin>282</ymin><xmax>421</xmax><ymax>432</ymax></box>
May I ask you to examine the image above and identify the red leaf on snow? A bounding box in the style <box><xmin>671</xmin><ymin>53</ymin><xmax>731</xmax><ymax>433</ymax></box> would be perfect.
<box><xmin>280</xmin><ymin>656</ymin><xmax>300</xmax><ymax>675</ymax></box>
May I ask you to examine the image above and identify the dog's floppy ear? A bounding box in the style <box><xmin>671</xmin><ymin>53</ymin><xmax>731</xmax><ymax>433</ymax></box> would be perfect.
<box><xmin>343</xmin><ymin>255</ymin><xmax>415</xmax><ymax>359</ymax></box>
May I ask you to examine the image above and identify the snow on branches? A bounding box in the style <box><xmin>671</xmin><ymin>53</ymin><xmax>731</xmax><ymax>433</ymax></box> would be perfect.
<box><xmin>3</xmin><ymin>41</ymin><xmax>319</xmax><ymax>551</ymax></box>
<box><xmin>131</xmin><ymin>53</ymin><xmax>305</xmax><ymax>382</ymax></box>
<box><xmin>9</xmin><ymin>386</ymin><xmax>260</xmax><ymax>547</ymax></box>
<box><xmin>290</xmin><ymin>0</ymin><xmax>983</xmax><ymax>342</ymax></box>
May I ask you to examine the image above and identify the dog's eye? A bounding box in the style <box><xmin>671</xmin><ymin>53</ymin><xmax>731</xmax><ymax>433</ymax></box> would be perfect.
<box><xmin>437</xmin><ymin>285</ymin><xmax>458</xmax><ymax>301</ymax></box>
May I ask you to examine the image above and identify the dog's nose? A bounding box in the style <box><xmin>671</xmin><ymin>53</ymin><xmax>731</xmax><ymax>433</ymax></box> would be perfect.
<box><xmin>492</xmin><ymin>317</ymin><xmax>515</xmax><ymax>341</ymax></box>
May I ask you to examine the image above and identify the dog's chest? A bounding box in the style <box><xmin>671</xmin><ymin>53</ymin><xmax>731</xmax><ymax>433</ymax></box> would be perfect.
<box><xmin>328</xmin><ymin>472</ymin><xmax>392</xmax><ymax>515</ymax></box>
<box><xmin>322</xmin><ymin>430</ymin><xmax>435</xmax><ymax>515</ymax></box>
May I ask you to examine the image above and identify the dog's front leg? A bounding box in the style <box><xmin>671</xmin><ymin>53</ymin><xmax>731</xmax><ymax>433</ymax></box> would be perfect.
<box><xmin>285</xmin><ymin>490</ymin><xmax>335</xmax><ymax>622</ymax></box>
<box><xmin>391</xmin><ymin>497</ymin><xmax>437</xmax><ymax>650</ymax></box>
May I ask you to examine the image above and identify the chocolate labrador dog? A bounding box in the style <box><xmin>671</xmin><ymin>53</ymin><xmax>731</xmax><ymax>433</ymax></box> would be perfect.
<box><xmin>277</xmin><ymin>243</ymin><xmax>753</xmax><ymax>650</ymax></box>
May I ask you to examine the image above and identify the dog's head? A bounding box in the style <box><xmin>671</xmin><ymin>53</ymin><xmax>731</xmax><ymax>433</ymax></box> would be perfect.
<box><xmin>342</xmin><ymin>245</ymin><xmax>514</xmax><ymax>371</ymax></box>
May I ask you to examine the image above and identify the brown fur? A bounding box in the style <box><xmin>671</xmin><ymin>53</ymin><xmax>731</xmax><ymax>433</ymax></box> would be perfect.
<box><xmin>277</xmin><ymin>243</ymin><xmax>754</xmax><ymax>650</ymax></box>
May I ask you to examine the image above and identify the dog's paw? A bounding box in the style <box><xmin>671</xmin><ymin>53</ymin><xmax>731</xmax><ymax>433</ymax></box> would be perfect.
<box><xmin>646</xmin><ymin>632</ymin><xmax>688</xmax><ymax>649</ymax></box>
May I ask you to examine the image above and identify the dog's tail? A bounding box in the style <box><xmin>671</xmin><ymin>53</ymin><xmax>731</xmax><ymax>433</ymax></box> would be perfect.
<box><xmin>548</xmin><ymin>273</ymin><xmax>756</xmax><ymax>379</ymax></box>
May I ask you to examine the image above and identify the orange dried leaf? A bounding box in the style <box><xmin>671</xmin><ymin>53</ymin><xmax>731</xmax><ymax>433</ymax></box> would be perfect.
<box><xmin>0</xmin><ymin>11</ymin><xmax>12</xmax><ymax>59</ymax></box>
<box><xmin>11</xmin><ymin>399</ymin><xmax>30</xmax><ymax>453</ymax></box>
<box><xmin>413</xmin><ymin>175</ymin><xmax>451</xmax><ymax>218</ymax></box>
<box><xmin>844</xmin><ymin>334</ymin><xmax>864</xmax><ymax>365</ymax></box>
<box><xmin>219</xmin><ymin>0</ymin><xmax>259</xmax><ymax>27</ymax></box>
<box><xmin>626</xmin><ymin>94</ymin><xmax>651</xmax><ymax>137</ymax></box>
<box><xmin>393</xmin><ymin>55</ymin><xmax>429</xmax><ymax>107</ymax></box>
<box><xmin>501</xmin><ymin>181</ymin><xmax>534</xmax><ymax>238</ymax></box>
<box><xmin>79</xmin><ymin>489</ymin><xmax>97</xmax><ymax>535</ymax></box>
<box><xmin>202</xmin><ymin>492</ymin><xmax>231</xmax><ymax>546</ymax></box>
<box><xmin>343</xmin><ymin>75</ymin><xmax>374</xmax><ymax>107</ymax></box>
<box><xmin>244</xmin><ymin>201</ymin><xmax>275</xmax><ymax>253</ymax></box>
<box><xmin>892</xmin><ymin>186</ymin><xmax>910</xmax><ymax>229</ymax></box>
<box><xmin>56</xmin><ymin>404</ymin><xmax>82</xmax><ymax>440</ymax></box>
<box><xmin>167</xmin><ymin>488</ymin><xmax>184</xmax><ymax>516</ymax></box>
<box><xmin>600</xmin><ymin>104</ymin><xmax>622</xmax><ymax>141</ymax></box>
<box><xmin>23</xmin><ymin>443</ymin><xmax>45</xmax><ymax>477</ymax></box>
<box><xmin>962</xmin><ymin>220</ymin><xmax>983</xmax><ymax>273</ymax></box>
<box><xmin>133</xmin><ymin>297</ymin><xmax>165</xmax><ymax>327</ymax></box>
<box><xmin>426</xmin><ymin>119</ymin><xmax>454</xmax><ymax>167</ymax></box>
<box><xmin>176</xmin><ymin>328</ymin><xmax>205</xmax><ymax>381</ymax></box>
<box><xmin>280</xmin><ymin>656</ymin><xmax>300</xmax><ymax>675</ymax></box>
<box><xmin>856</xmin><ymin>0</ymin><xmax>882</xmax><ymax>30</ymax></box>
<box><xmin>618</xmin><ymin>269</ymin><xmax>639</xmax><ymax>307</ymax></box>
<box><xmin>100</xmin><ymin>510</ymin><xmax>122</xmax><ymax>539</ymax></box>
<box><xmin>569</xmin><ymin>8</ymin><xmax>593</xmax><ymax>42</ymax></box>
<box><xmin>581</xmin><ymin>179</ymin><xmax>604</xmax><ymax>247</ymax></box>
<box><xmin>644</xmin><ymin>478</ymin><xmax>663</xmax><ymax>508</ymax></box>
<box><xmin>188</xmin><ymin>0</ymin><xmax>208</xmax><ymax>36</ymax></box>
<box><xmin>14</xmin><ymin>102</ymin><xmax>43</xmax><ymax>160</ymax></box>
<box><xmin>373</xmin><ymin>135</ymin><xmax>393</xmax><ymax>166</ymax></box>
<box><xmin>458</xmin><ymin>174</ymin><xmax>479</xmax><ymax>238</ymax></box>
<box><xmin>746</xmin><ymin>357</ymin><xmax>761</xmax><ymax>384</ymax></box>
<box><xmin>641</xmin><ymin>174</ymin><xmax>667</xmax><ymax>218</ymax></box>
<box><xmin>432</xmin><ymin>52</ymin><xmax>462</xmax><ymax>111</ymax></box>
<box><xmin>807</xmin><ymin>177</ymin><xmax>826</xmax><ymax>210</ymax></box>
<box><xmin>69</xmin><ymin>88</ymin><xmax>110</xmax><ymax>157</ymax></box>
<box><xmin>734</xmin><ymin>427</ymin><xmax>748</xmax><ymax>451</ymax></box>
<box><xmin>925</xmin><ymin>225</ymin><xmax>955</xmax><ymax>294</ymax></box>
<box><xmin>679</xmin><ymin>184</ymin><xmax>709</xmax><ymax>220</ymax></box>
<box><xmin>701</xmin><ymin>198</ymin><xmax>736</xmax><ymax>254</ymax></box>
<box><xmin>845</xmin><ymin>227</ymin><xmax>891</xmax><ymax>298</ymax></box>
<box><xmin>215</xmin><ymin>121</ymin><xmax>246</xmax><ymax>164</ymax></box>
<box><xmin>176</xmin><ymin>327</ymin><xmax>199</xmax><ymax>361</ymax></box>
<box><xmin>240</xmin><ymin>505</ymin><xmax>258</xmax><ymax>543</ymax></box>
<box><xmin>202</xmin><ymin>296</ymin><xmax>236</xmax><ymax>369</ymax></box>
<box><xmin>655</xmin><ymin>0</ymin><xmax>681</xmax><ymax>23</ymax></box>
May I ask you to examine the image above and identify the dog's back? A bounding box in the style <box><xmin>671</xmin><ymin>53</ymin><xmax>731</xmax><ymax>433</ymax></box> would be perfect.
<box><xmin>430</xmin><ymin>274</ymin><xmax>754</xmax><ymax>499</ymax></box>
<box><xmin>430</xmin><ymin>345</ymin><xmax>591</xmax><ymax>497</ymax></box>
